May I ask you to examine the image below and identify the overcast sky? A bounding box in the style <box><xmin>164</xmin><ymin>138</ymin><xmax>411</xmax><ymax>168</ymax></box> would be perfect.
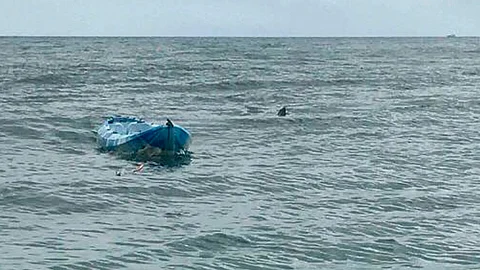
<box><xmin>0</xmin><ymin>0</ymin><xmax>478</xmax><ymax>36</ymax></box>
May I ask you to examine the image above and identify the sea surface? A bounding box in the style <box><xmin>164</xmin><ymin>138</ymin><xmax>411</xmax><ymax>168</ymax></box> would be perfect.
<box><xmin>1</xmin><ymin>37</ymin><xmax>480</xmax><ymax>269</ymax></box>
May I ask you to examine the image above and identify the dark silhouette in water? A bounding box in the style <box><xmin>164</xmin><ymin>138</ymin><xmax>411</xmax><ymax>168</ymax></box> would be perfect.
<box><xmin>277</xmin><ymin>106</ymin><xmax>287</xmax><ymax>116</ymax></box>
<box><xmin>166</xmin><ymin>118</ymin><xmax>174</xmax><ymax>127</ymax></box>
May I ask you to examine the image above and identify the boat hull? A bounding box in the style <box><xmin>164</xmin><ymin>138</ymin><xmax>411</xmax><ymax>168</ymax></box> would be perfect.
<box><xmin>96</xmin><ymin>117</ymin><xmax>191</xmax><ymax>154</ymax></box>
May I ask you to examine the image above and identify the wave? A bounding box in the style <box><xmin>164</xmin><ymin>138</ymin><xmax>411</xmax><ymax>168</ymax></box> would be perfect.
<box><xmin>166</xmin><ymin>232</ymin><xmax>252</xmax><ymax>252</ymax></box>
<box><xmin>16</xmin><ymin>73</ymin><xmax>71</xmax><ymax>85</ymax></box>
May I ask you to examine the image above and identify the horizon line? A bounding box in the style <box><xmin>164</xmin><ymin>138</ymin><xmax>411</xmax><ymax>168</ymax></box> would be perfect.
<box><xmin>0</xmin><ymin>35</ymin><xmax>475</xmax><ymax>38</ymax></box>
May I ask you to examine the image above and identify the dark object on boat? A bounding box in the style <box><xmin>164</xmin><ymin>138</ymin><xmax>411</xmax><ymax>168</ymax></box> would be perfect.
<box><xmin>277</xmin><ymin>106</ymin><xmax>287</xmax><ymax>116</ymax></box>
<box><xmin>166</xmin><ymin>118</ymin><xmax>174</xmax><ymax>127</ymax></box>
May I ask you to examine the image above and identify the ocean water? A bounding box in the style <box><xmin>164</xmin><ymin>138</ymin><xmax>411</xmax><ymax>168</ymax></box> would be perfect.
<box><xmin>1</xmin><ymin>37</ymin><xmax>480</xmax><ymax>269</ymax></box>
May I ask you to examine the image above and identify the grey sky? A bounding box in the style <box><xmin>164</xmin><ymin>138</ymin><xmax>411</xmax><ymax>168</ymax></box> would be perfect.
<box><xmin>0</xmin><ymin>0</ymin><xmax>478</xmax><ymax>36</ymax></box>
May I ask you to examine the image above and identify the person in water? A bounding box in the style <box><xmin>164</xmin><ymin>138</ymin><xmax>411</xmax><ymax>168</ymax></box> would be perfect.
<box><xmin>277</xmin><ymin>106</ymin><xmax>287</xmax><ymax>116</ymax></box>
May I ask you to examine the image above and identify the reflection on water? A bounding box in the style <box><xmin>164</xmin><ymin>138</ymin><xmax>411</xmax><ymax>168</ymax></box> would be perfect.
<box><xmin>103</xmin><ymin>145</ymin><xmax>193</xmax><ymax>168</ymax></box>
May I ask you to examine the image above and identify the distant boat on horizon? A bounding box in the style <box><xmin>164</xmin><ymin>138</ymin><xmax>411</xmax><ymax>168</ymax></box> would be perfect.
<box><xmin>446</xmin><ymin>34</ymin><xmax>456</xmax><ymax>38</ymax></box>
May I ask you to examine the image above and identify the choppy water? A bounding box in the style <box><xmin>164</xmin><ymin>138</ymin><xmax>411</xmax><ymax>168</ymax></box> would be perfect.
<box><xmin>1</xmin><ymin>37</ymin><xmax>480</xmax><ymax>269</ymax></box>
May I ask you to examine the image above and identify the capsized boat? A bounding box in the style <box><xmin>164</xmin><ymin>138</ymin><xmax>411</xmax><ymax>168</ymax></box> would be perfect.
<box><xmin>96</xmin><ymin>116</ymin><xmax>191</xmax><ymax>153</ymax></box>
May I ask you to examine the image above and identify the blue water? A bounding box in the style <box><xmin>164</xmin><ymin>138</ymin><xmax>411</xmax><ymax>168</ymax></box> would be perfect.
<box><xmin>1</xmin><ymin>37</ymin><xmax>480</xmax><ymax>269</ymax></box>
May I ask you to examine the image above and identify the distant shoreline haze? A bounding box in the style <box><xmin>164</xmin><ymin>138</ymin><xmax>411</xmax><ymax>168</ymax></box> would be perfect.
<box><xmin>0</xmin><ymin>35</ymin><xmax>474</xmax><ymax>38</ymax></box>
